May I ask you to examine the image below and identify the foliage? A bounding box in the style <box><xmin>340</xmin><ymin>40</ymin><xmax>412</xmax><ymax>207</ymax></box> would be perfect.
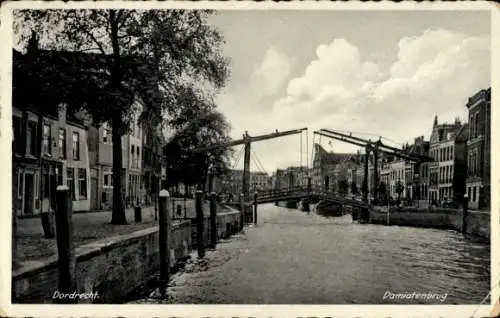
<box><xmin>164</xmin><ymin>106</ymin><xmax>232</xmax><ymax>189</ymax></box>
<box><xmin>14</xmin><ymin>9</ymin><xmax>230</xmax><ymax>223</ymax></box>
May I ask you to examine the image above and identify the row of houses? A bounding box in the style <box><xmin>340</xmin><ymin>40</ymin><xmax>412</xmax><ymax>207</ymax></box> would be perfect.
<box><xmin>218</xmin><ymin>88</ymin><xmax>490</xmax><ymax>211</ymax></box>
<box><xmin>12</xmin><ymin>44</ymin><xmax>164</xmax><ymax>217</ymax></box>
<box><xmin>12</xmin><ymin>101</ymin><xmax>164</xmax><ymax>217</ymax></box>
<box><xmin>298</xmin><ymin>88</ymin><xmax>490</xmax><ymax>210</ymax></box>
<box><xmin>216</xmin><ymin>170</ymin><xmax>272</xmax><ymax>194</ymax></box>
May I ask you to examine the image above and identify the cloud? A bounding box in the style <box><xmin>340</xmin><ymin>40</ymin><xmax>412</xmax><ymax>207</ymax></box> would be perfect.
<box><xmin>220</xmin><ymin>28</ymin><xmax>489</xmax><ymax>173</ymax></box>
<box><xmin>251</xmin><ymin>47</ymin><xmax>292</xmax><ymax>96</ymax></box>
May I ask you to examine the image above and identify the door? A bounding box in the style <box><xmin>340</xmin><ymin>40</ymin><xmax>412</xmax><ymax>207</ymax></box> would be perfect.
<box><xmin>24</xmin><ymin>173</ymin><xmax>34</xmax><ymax>215</ymax></box>
<box><xmin>91</xmin><ymin>175</ymin><xmax>98</xmax><ymax>210</ymax></box>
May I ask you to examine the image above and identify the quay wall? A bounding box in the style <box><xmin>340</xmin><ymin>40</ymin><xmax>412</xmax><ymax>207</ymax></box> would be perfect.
<box><xmin>369</xmin><ymin>206</ymin><xmax>490</xmax><ymax>241</ymax></box>
<box><xmin>12</xmin><ymin>209</ymin><xmax>242</xmax><ymax>303</ymax></box>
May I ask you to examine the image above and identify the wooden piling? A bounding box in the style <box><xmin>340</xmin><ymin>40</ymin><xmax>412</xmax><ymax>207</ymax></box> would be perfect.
<box><xmin>239</xmin><ymin>193</ymin><xmax>245</xmax><ymax>230</ymax></box>
<box><xmin>54</xmin><ymin>185</ymin><xmax>76</xmax><ymax>303</ymax></box>
<box><xmin>253</xmin><ymin>192</ymin><xmax>258</xmax><ymax>225</ymax></box>
<box><xmin>209</xmin><ymin>192</ymin><xmax>217</xmax><ymax>249</ymax></box>
<box><xmin>195</xmin><ymin>190</ymin><xmax>205</xmax><ymax>258</ymax></box>
<box><xmin>462</xmin><ymin>196</ymin><xmax>469</xmax><ymax>233</ymax></box>
<box><xmin>158</xmin><ymin>189</ymin><xmax>170</xmax><ymax>292</ymax></box>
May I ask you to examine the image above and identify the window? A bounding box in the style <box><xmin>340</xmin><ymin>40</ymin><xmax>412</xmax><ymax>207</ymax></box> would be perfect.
<box><xmin>78</xmin><ymin>168</ymin><xmax>87</xmax><ymax>200</ymax></box>
<box><xmin>103</xmin><ymin>170</ymin><xmax>113</xmax><ymax>187</ymax></box>
<box><xmin>72</xmin><ymin>132</ymin><xmax>80</xmax><ymax>160</ymax></box>
<box><xmin>17</xmin><ymin>170</ymin><xmax>23</xmax><ymax>198</ymax></box>
<box><xmin>13</xmin><ymin>116</ymin><xmax>22</xmax><ymax>154</ymax></box>
<box><xmin>474</xmin><ymin>113</ymin><xmax>480</xmax><ymax>138</ymax></box>
<box><xmin>137</xmin><ymin>147</ymin><xmax>140</xmax><ymax>168</ymax></box>
<box><xmin>27</xmin><ymin>121</ymin><xmax>37</xmax><ymax>155</ymax></box>
<box><xmin>43</xmin><ymin>170</ymin><xmax>50</xmax><ymax>199</ymax></box>
<box><xmin>58</xmin><ymin>129</ymin><xmax>66</xmax><ymax>159</ymax></box>
<box><xmin>42</xmin><ymin>124</ymin><xmax>51</xmax><ymax>155</ymax></box>
<box><xmin>67</xmin><ymin>168</ymin><xmax>76</xmax><ymax>200</ymax></box>
<box><xmin>472</xmin><ymin>186</ymin><xmax>477</xmax><ymax>202</ymax></box>
<box><xmin>103</xmin><ymin>128</ymin><xmax>109</xmax><ymax>143</ymax></box>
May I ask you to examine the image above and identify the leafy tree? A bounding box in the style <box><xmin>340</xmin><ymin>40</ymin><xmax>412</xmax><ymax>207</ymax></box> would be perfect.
<box><xmin>164</xmin><ymin>98</ymin><xmax>232</xmax><ymax>192</ymax></box>
<box><xmin>14</xmin><ymin>9</ymin><xmax>229</xmax><ymax>224</ymax></box>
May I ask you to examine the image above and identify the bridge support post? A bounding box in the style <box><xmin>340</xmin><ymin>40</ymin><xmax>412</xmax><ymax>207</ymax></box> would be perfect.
<box><xmin>195</xmin><ymin>190</ymin><xmax>205</xmax><ymax>259</ymax></box>
<box><xmin>362</xmin><ymin>147</ymin><xmax>370</xmax><ymax>203</ymax></box>
<box><xmin>253</xmin><ymin>192</ymin><xmax>258</xmax><ymax>225</ymax></box>
<box><xmin>209</xmin><ymin>192</ymin><xmax>217</xmax><ymax>249</ymax></box>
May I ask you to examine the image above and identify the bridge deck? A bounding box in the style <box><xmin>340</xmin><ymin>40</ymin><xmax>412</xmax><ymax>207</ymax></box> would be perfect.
<box><xmin>226</xmin><ymin>186</ymin><xmax>370</xmax><ymax>209</ymax></box>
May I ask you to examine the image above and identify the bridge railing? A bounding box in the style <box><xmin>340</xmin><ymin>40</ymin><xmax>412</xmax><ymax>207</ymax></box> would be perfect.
<box><xmin>255</xmin><ymin>186</ymin><xmax>307</xmax><ymax>200</ymax></box>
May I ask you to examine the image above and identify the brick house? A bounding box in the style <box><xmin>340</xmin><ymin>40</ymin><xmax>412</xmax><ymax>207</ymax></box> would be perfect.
<box><xmin>465</xmin><ymin>87</ymin><xmax>491</xmax><ymax>210</ymax></box>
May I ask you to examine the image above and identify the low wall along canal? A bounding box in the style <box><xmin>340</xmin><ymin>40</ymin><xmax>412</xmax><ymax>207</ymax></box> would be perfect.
<box><xmin>369</xmin><ymin>206</ymin><xmax>490</xmax><ymax>240</ymax></box>
<box><xmin>12</xmin><ymin>209</ymin><xmax>242</xmax><ymax>303</ymax></box>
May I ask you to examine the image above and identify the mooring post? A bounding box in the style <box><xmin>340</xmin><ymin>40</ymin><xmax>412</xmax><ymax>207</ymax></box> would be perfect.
<box><xmin>54</xmin><ymin>185</ymin><xmax>76</xmax><ymax>303</ymax></box>
<box><xmin>209</xmin><ymin>192</ymin><xmax>217</xmax><ymax>249</ymax></box>
<box><xmin>253</xmin><ymin>191</ymin><xmax>258</xmax><ymax>225</ymax></box>
<box><xmin>195</xmin><ymin>190</ymin><xmax>205</xmax><ymax>258</ymax></box>
<box><xmin>158</xmin><ymin>189</ymin><xmax>170</xmax><ymax>294</ymax></box>
<box><xmin>462</xmin><ymin>195</ymin><xmax>469</xmax><ymax>233</ymax></box>
<box><xmin>239</xmin><ymin>192</ymin><xmax>245</xmax><ymax>229</ymax></box>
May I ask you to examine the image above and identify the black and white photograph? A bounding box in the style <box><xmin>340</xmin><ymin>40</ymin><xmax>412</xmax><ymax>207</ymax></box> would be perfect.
<box><xmin>1</xmin><ymin>1</ymin><xmax>498</xmax><ymax>317</ymax></box>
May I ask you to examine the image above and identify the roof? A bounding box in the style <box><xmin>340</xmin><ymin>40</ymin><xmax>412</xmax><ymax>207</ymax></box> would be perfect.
<box><xmin>314</xmin><ymin>143</ymin><xmax>356</xmax><ymax>165</ymax></box>
<box><xmin>12</xmin><ymin>44</ymin><xmax>157</xmax><ymax>126</ymax></box>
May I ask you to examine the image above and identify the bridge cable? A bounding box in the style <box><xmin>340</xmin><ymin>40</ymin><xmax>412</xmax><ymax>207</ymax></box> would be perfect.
<box><xmin>310</xmin><ymin>132</ymin><xmax>316</xmax><ymax>168</ymax></box>
<box><xmin>306</xmin><ymin>129</ymin><xmax>309</xmax><ymax>170</ymax></box>
<box><xmin>300</xmin><ymin>130</ymin><xmax>303</xmax><ymax>168</ymax></box>
<box><xmin>232</xmin><ymin>145</ymin><xmax>244</xmax><ymax>170</ymax></box>
<box><xmin>250</xmin><ymin>151</ymin><xmax>264</xmax><ymax>174</ymax></box>
<box><xmin>251</xmin><ymin>150</ymin><xmax>267</xmax><ymax>174</ymax></box>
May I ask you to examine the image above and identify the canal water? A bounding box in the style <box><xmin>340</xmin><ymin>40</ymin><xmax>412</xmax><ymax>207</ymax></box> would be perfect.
<box><xmin>134</xmin><ymin>204</ymin><xmax>490</xmax><ymax>305</ymax></box>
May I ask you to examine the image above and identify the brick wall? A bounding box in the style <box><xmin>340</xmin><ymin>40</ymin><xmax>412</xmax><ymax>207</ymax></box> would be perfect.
<box><xmin>370</xmin><ymin>206</ymin><xmax>489</xmax><ymax>240</ymax></box>
<box><xmin>13</xmin><ymin>209</ymin><xmax>242</xmax><ymax>303</ymax></box>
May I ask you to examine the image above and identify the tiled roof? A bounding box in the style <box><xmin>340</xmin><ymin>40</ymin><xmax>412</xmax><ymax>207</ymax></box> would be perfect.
<box><xmin>314</xmin><ymin>143</ymin><xmax>356</xmax><ymax>165</ymax></box>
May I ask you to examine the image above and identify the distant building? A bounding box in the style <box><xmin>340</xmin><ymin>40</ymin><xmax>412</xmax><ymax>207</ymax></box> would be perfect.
<box><xmin>311</xmin><ymin>143</ymin><xmax>357</xmax><ymax>192</ymax></box>
<box><xmin>465</xmin><ymin>88</ymin><xmax>491</xmax><ymax>210</ymax></box>
<box><xmin>428</xmin><ymin>115</ymin><xmax>468</xmax><ymax>203</ymax></box>
<box><xmin>225</xmin><ymin>169</ymin><xmax>272</xmax><ymax>194</ymax></box>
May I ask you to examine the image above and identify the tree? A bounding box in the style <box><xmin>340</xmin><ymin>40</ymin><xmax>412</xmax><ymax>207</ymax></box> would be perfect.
<box><xmin>164</xmin><ymin>104</ymin><xmax>232</xmax><ymax>191</ymax></box>
<box><xmin>15</xmin><ymin>9</ymin><xmax>229</xmax><ymax>224</ymax></box>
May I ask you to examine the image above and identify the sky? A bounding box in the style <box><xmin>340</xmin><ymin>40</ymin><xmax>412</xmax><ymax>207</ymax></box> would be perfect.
<box><xmin>207</xmin><ymin>10</ymin><xmax>491</xmax><ymax>174</ymax></box>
